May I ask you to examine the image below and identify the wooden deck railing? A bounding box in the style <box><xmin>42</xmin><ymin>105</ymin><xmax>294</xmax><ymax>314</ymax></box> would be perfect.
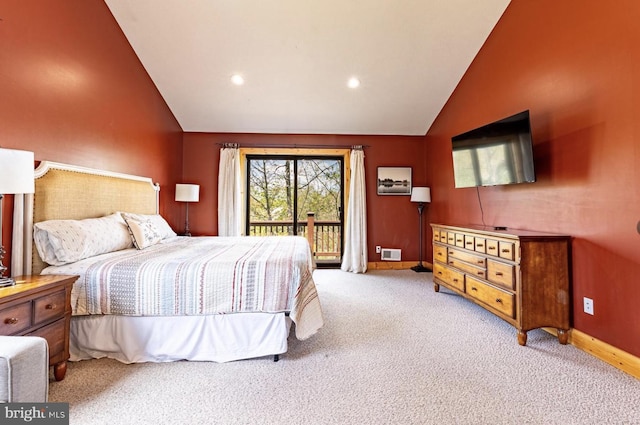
<box><xmin>249</xmin><ymin>215</ymin><xmax>341</xmax><ymax>261</ymax></box>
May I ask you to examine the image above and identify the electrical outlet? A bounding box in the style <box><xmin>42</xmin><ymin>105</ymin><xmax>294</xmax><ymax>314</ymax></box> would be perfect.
<box><xmin>376</xmin><ymin>246</ymin><xmax>381</xmax><ymax>254</ymax></box>
<box><xmin>583</xmin><ymin>297</ymin><xmax>594</xmax><ymax>315</ymax></box>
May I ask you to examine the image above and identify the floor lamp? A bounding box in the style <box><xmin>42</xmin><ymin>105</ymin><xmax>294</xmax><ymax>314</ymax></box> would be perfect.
<box><xmin>0</xmin><ymin>148</ymin><xmax>35</xmax><ymax>287</ymax></box>
<box><xmin>175</xmin><ymin>184</ymin><xmax>200</xmax><ymax>237</ymax></box>
<box><xmin>410</xmin><ymin>187</ymin><xmax>431</xmax><ymax>273</ymax></box>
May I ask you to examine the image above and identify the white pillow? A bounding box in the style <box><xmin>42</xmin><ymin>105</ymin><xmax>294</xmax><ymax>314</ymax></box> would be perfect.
<box><xmin>120</xmin><ymin>213</ymin><xmax>176</xmax><ymax>239</ymax></box>
<box><xmin>34</xmin><ymin>213</ymin><xmax>133</xmax><ymax>266</ymax></box>
<box><xmin>121</xmin><ymin>214</ymin><xmax>163</xmax><ymax>249</ymax></box>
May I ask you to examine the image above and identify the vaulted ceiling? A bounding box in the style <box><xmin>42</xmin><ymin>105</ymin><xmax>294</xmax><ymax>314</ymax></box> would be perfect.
<box><xmin>105</xmin><ymin>0</ymin><xmax>511</xmax><ymax>135</ymax></box>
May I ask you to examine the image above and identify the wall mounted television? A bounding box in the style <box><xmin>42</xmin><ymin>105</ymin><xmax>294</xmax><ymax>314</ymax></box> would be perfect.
<box><xmin>451</xmin><ymin>110</ymin><xmax>536</xmax><ymax>188</ymax></box>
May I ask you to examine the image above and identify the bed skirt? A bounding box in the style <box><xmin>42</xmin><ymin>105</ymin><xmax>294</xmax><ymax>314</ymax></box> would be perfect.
<box><xmin>70</xmin><ymin>313</ymin><xmax>292</xmax><ymax>364</ymax></box>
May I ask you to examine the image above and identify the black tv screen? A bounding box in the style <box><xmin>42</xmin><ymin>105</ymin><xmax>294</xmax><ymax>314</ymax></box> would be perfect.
<box><xmin>451</xmin><ymin>110</ymin><xmax>536</xmax><ymax>188</ymax></box>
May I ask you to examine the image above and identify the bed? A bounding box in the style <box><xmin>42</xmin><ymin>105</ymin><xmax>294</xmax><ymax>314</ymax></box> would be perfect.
<box><xmin>12</xmin><ymin>161</ymin><xmax>323</xmax><ymax>363</ymax></box>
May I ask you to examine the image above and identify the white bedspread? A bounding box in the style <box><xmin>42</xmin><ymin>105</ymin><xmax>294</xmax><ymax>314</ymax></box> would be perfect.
<box><xmin>42</xmin><ymin>236</ymin><xmax>323</xmax><ymax>340</ymax></box>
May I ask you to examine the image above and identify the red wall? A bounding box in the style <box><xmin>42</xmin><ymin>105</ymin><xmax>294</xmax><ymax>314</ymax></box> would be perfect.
<box><xmin>426</xmin><ymin>0</ymin><xmax>640</xmax><ymax>356</ymax></box>
<box><xmin>0</xmin><ymin>0</ymin><xmax>183</xmax><ymax>265</ymax></box>
<box><xmin>183</xmin><ymin>133</ymin><xmax>427</xmax><ymax>262</ymax></box>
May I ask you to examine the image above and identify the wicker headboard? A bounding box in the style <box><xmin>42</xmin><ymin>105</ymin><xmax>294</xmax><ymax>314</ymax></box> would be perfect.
<box><xmin>30</xmin><ymin>162</ymin><xmax>159</xmax><ymax>274</ymax></box>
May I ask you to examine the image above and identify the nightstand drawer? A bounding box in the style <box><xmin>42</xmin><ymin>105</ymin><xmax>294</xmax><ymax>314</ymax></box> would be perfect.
<box><xmin>34</xmin><ymin>291</ymin><xmax>66</xmax><ymax>324</ymax></box>
<box><xmin>0</xmin><ymin>302</ymin><xmax>32</xmax><ymax>334</ymax></box>
<box><xmin>28</xmin><ymin>318</ymin><xmax>66</xmax><ymax>364</ymax></box>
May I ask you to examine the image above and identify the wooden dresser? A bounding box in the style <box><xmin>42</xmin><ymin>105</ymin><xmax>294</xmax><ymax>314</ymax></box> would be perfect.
<box><xmin>431</xmin><ymin>224</ymin><xmax>571</xmax><ymax>346</ymax></box>
<box><xmin>0</xmin><ymin>274</ymin><xmax>77</xmax><ymax>381</ymax></box>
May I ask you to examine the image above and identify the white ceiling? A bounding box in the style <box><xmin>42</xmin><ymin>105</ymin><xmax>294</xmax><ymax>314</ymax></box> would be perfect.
<box><xmin>105</xmin><ymin>0</ymin><xmax>511</xmax><ymax>136</ymax></box>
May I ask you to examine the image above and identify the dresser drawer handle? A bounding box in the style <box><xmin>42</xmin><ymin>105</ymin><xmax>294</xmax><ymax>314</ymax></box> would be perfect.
<box><xmin>437</xmin><ymin>271</ymin><xmax>443</xmax><ymax>276</ymax></box>
<box><xmin>466</xmin><ymin>242</ymin><xmax>472</xmax><ymax>245</ymax></box>
<box><xmin>4</xmin><ymin>318</ymin><xmax>19</xmax><ymax>325</ymax></box>
<box><xmin>470</xmin><ymin>287</ymin><xmax>477</xmax><ymax>291</ymax></box>
<box><xmin>453</xmin><ymin>278</ymin><xmax>459</xmax><ymax>283</ymax></box>
<box><xmin>477</xmin><ymin>271</ymin><xmax>484</xmax><ymax>276</ymax></box>
<box><xmin>46</xmin><ymin>304</ymin><xmax>57</xmax><ymax>310</ymax></box>
<box><xmin>477</xmin><ymin>260</ymin><xmax>484</xmax><ymax>264</ymax></box>
<box><xmin>488</xmin><ymin>247</ymin><xmax>496</xmax><ymax>250</ymax></box>
<box><xmin>437</xmin><ymin>252</ymin><xmax>443</xmax><ymax>257</ymax></box>
<box><xmin>495</xmin><ymin>298</ymin><xmax>503</xmax><ymax>303</ymax></box>
<box><xmin>501</xmin><ymin>249</ymin><xmax>511</xmax><ymax>253</ymax></box>
<box><xmin>495</xmin><ymin>272</ymin><xmax>503</xmax><ymax>276</ymax></box>
<box><xmin>476</xmin><ymin>243</ymin><xmax>484</xmax><ymax>247</ymax></box>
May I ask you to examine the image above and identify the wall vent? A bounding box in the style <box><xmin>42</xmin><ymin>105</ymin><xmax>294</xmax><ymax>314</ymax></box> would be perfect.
<box><xmin>381</xmin><ymin>248</ymin><xmax>401</xmax><ymax>261</ymax></box>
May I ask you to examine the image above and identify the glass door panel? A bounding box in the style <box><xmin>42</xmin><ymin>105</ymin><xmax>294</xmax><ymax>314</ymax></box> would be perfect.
<box><xmin>247</xmin><ymin>155</ymin><xmax>343</xmax><ymax>266</ymax></box>
<box><xmin>296</xmin><ymin>159</ymin><xmax>342</xmax><ymax>265</ymax></box>
<box><xmin>247</xmin><ymin>158</ymin><xmax>294</xmax><ymax>235</ymax></box>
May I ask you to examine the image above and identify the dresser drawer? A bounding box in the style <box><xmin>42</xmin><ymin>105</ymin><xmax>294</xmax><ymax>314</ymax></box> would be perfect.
<box><xmin>454</xmin><ymin>233</ymin><xmax>465</xmax><ymax>248</ymax></box>
<box><xmin>485</xmin><ymin>239</ymin><xmax>499</xmax><ymax>257</ymax></box>
<box><xmin>0</xmin><ymin>301</ymin><xmax>32</xmax><ymax>334</ymax></box>
<box><xmin>447</xmin><ymin>258</ymin><xmax>486</xmax><ymax>279</ymax></box>
<box><xmin>433</xmin><ymin>263</ymin><xmax>465</xmax><ymax>292</ymax></box>
<box><xmin>463</xmin><ymin>235</ymin><xmax>476</xmax><ymax>250</ymax></box>
<box><xmin>474</xmin><ymin>237</ymin><xmax>486</xmax><ymax>254</ymax></box>
<box><xmin>487</xmin><ymin>260</ymin><xmax>515</xmax><ymax>290</ymax></box>
<box><xmin>448</xmin><ymin>248</ymin><xmax>486</xmax><ymax>267</ymax></box>
<box><xmin>446</xmin><ymin>232</ymin><xmax>455</xmax><ymax>245</ymax></box>
<box><xmin>466</xmin><ymin>276</ymin><xmax>514</xmax><ymax>318</ymax></box>
<box><xmin>499</xmin><ymin>241</ymin><xmax>516</xmax><ymax>261</ymax></box>
<box><xmin>433</xmin><ymin>229</ymin><xmax>441</xmax><ymax>242</ymax></box>
<box><xmin>34</xmin><ymin>290</ymin><xmax>66</xmax><ymax>324</ymax></box>
<box><xmin>433</xmin><ymin>245</ymin><xmax>448</xmax><ymax>264</ymax></box>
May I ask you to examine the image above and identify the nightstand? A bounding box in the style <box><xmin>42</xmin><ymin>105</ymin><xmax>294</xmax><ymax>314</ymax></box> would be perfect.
<box><xmin>0</xmin><ymin>274</ymin><xmax>78</xmax><ymax>381</ymax></box>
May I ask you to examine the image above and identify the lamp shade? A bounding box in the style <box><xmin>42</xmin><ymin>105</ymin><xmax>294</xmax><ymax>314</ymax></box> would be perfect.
<box><xmin>0</xmin><ymin>148</ymin><xmax>35</xmax><ymax>194</ymax></box>
<box><xmin>175</xmin><ymin>184</ymin><xmax>200</xmax><ymax>202</ymax></box>
<box><xmin>410</xmin><ymin>187</ymin><xmax>431</xmax><ymax>203</ymax></box>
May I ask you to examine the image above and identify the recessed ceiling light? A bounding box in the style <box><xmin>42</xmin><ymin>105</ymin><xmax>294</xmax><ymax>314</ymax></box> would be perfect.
<box><xmin>347</xmin><ymin>77</ymin><xmax>360</xmax><ymax>89</ymax></box>
<box><xmin>231</xmin><ymin>74</ymin><xmax>245</xmax><ymax>86</ymax></box>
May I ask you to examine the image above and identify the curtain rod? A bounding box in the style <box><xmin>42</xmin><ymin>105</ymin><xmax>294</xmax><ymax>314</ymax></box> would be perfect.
<box><xmin>219</xmin><ymin>143</ymin><xmax>367</xmax><ymax>150</ymax></box>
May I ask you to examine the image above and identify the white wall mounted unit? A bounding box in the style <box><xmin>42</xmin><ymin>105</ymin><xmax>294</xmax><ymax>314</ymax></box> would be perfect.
<box><xmin>381</xmin><ymin>248</ymin><xmax>401</xmax><ymax>261</ymax></box>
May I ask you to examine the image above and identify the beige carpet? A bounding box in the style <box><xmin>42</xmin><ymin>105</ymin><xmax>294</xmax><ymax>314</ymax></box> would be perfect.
<box><xmin>49</xmin><ymin>269</ymin><xmax>640</xmax><ymax>424</ymax></box>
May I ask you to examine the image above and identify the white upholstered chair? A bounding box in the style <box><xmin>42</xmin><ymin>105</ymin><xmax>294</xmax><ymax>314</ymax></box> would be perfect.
<box><xmin>0</xmin><ymin>336</ymin><xmax>49</xmax><ymax>402</ymax></box>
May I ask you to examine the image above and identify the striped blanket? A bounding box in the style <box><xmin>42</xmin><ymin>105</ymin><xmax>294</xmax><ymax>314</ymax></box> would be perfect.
<box><xmin>42</xmin><ymin>236</ymin><xmax>323</xmax><ymax>340</ymax></box>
